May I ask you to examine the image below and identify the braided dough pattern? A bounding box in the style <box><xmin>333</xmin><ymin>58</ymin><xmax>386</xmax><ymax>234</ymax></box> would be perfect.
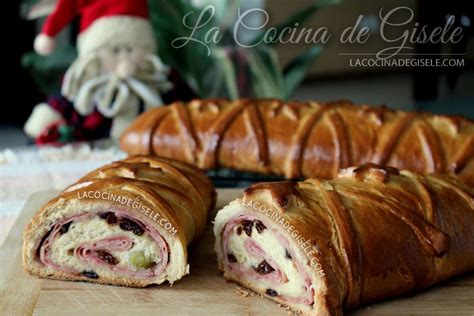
<box><xmin>120</xmin><ymin>99</ymin><xmax>474</xmax><ymax>185</ymax></box>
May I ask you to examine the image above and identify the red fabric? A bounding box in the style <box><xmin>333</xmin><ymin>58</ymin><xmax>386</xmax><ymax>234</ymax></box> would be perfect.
<box><xmin>42</xmin><ymin>0</ymin><xmax>149</xmax><ymax>37</ymax></box>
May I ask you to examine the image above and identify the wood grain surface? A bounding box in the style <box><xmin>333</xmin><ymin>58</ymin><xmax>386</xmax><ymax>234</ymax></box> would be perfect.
<box><xmin>1</xmin><ymin>189</ymin><xmax>473</xmax><ymax>315</ymax></box>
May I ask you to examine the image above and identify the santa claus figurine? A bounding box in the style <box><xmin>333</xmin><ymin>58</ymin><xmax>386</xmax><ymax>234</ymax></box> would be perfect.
<box><xmin>24</xmin><ymin>0</ymin><xmax>172</xmax><ymax>143</ymax></box>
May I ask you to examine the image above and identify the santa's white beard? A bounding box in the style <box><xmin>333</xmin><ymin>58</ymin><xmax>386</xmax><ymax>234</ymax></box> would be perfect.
<box><xmin>61</xmin><ymin>53</ymin><xmax>172</xmax><ymax>139</ymax></box>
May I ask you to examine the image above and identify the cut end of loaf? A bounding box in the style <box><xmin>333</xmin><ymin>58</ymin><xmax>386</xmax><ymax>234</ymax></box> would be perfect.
<box><xmin>23</xmin><ymin>197</ymin><xmax>187</xmax><ymax>287</ymax></box>
<box><xmin>214</xmin><ymin>202</ymin><xmax>335</xmax><ymax>315</ymax></box>
<box><xmin>23</xmin><ymin>155</ymin><xmax>215</xmax><ymax>289</ymax></box>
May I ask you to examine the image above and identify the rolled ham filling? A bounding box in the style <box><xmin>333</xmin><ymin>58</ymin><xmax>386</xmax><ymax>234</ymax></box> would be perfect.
<box><xmin>36</xmin><ymin>210</ymin><xmax>169</xmax><ymax>280</ymax></box>
<box><xmin>220</xmin><ymin>215</ymin><xmax>314</xmax><ymax>306</ymax></box>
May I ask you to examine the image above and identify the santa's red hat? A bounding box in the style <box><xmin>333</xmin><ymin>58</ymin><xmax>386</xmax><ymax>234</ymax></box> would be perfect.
<box><xmin>34</xmin><ymin>0</ymin><xmax>156</xmax><ymax>56</ymax></box>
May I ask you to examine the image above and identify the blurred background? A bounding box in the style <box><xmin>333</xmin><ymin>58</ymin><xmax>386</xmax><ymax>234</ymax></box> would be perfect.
<box><xmin>1</xmin><ymin>0</ymin><xmax>473</xmax><ymax>148</ymax></box>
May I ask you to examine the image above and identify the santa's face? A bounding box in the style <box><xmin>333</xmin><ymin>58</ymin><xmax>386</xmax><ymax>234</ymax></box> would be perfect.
<box><xmin>97</xmin><ymin>44</ymin><xmax>154</xmax><ymax>79</ymax></box>
<box><xmin>61</xmin><ymin>43</ymin><xmax>171</xmax><ymax>123</ymax></box>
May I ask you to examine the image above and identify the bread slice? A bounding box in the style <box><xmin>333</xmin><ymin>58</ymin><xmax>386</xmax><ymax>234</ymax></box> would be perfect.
<box><xmin>23</xmin><ymin>156</ymin><xmax>215</xmax><ymax>287</ymax></box>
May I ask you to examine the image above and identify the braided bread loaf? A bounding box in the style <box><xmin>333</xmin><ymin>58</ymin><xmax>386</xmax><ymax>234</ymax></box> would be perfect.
<box><xmin>120</xmin><ymin>99</ymin><xmax>474</xmax><ymax>185</ymax></box>
<box><xmin>23</xmin><ymin>156</ymin><xmax>216</xmax><ymax>287</ymax></box>
<box><xmin>213</xmin><ymin>164</ymin><xmax>474</xmax><ymax>315</ymax></box>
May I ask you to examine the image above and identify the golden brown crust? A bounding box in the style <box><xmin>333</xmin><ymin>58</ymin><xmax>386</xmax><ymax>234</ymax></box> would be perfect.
<box><xmin>121</xmin><ymin>99</ymin><xmax>474</xmax><ymax>186</ymax></box>
<box><xmin>214</xmin><ymin>164</ymin><xmax>474</xmax><ymax>314</ymax></box>
<box><xmin>22</xmin><ymin>155</ymin><xmax>216</xmax><ymax>287</ymax></box>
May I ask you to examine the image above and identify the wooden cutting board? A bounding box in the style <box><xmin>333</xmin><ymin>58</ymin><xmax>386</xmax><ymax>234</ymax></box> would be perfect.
<box><xmin>1</xmin><ymin>189</ymin><xmax>473</xmax><ymax>315</ymax></box>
